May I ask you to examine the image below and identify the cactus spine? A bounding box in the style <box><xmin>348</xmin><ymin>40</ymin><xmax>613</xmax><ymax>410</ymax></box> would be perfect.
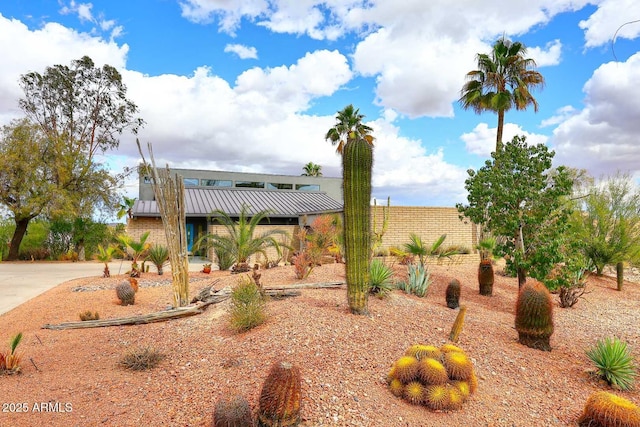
<box><xmin>478</xmin><ymin>259</ymin><xmax>494</xmax><ymax>296</ymax></box>
<box><xmin>116</xmin><ymin>281</ymin><xmax>135</xmax><ymax>306</ymax></box>
<box><xmin>515</xmin><ymin>279</ymin><xmax>554</xmax><ymax>351</ymax></box>
<box><xmin>342</xmin><ymin>128</ymin><xmax>373</xmax><ymax>315</ymax></box>
<box><xmin>258</xmin><ymin>361</ymin><xmax>302</xmax><ymax>427</ymax></box>
<box><xmin>214</xmin><ymin>394</ymin><xmax>255</xmax><ymax>427</ymax></box>
<box><xmin>446</xmin><ymin>279</ymin><xmax>461</xmax><ymax>309</ymax></box>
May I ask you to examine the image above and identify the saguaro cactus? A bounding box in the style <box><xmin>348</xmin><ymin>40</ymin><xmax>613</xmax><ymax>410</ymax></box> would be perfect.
<box><xmin>342</xmin><ymin>136</ymin><xmax>373</xmax><ymax>315</ymax></box>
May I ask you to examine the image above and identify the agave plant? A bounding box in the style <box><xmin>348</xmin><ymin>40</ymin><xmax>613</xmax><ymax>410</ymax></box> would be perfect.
<box><xmin>369</xmin><ymin>259</ymin><xmax>394</xmax><ymax>297</ymax></box>
<box><xmin>586</xmin><ymin>337</ymin><xmax>637</xmax><ymax>391</ymax></box>
<box><xmin>398</xmin><ymin>263</ymin><xmax>432</xmax><ymax>297</ymax></box>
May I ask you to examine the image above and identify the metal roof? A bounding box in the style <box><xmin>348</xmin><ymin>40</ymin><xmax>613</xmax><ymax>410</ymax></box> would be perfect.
<box><xmin>133</xmin><ymin>187</ymin><xmax>343</xmax><ymax>218</ymax></box>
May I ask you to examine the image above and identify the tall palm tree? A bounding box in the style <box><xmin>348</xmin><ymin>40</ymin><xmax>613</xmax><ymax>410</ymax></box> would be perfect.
<box><xmin>194</xmin><ymin>205</ymin><xmax>288</xmax><ymax>272</ymax></box>
<box><xmin>301</xmin><ymin>162</ymin><xmax>323</xmax><ymax>177</ymax></box>
<box><xmin>325</xmin><ymin>104</ymin><xmax>374</xmax><ymax>315</ymax></box>
<box><xmin>325</xmin><ymin>104</ymin><xmax>374</xmax><ymax>154</ymax></box>
<box><xmin>459</xmin><ymin>37</ymin><xmax>545</xmax><ymax>153</ymax></box>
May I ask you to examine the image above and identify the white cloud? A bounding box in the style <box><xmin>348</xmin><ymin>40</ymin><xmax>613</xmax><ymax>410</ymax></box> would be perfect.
<box><xmin>540</xmin><ymin>105</ymin><xmax>577</xmax><ymax>128</ymax></box>
<box><xmin>224</xmin><ymin>43</ymin><xmax>258</xmax><ymax>59</ymax></box>
<box><xmin>552</xmin><ymin>52</ymin><xmax>640</xmax><ymax>176</ymax></box>
<box><xmin>59</xmin><ymin>1</ymin><xmax>94</xmax><ymax>23</ymax></box>
<box><xmin>579</xmin><ymin>0</ymin><xmax>640</xmax><ymax>48</ymax></box>
<box><xmin>528</xmin><ymin>39</ymin><xmax>562</xmax><ymax>67</ymax></box>
<box><xmin>179</xmin><ymin>0</ymin><xmax>269</xmax><ymax>34</ymax></box>
<box><xmin>461</xmin><ymin>123</ymin><xmax>549</xmax><ymax>157</ymax></box>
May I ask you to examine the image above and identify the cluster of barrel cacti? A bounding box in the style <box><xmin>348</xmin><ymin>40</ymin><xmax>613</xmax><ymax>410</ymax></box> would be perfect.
<box><xmin>515</xmin><ymin>279</ymin><xmax>554</xmax><ymax>351</ymax></box>
<box><xmin>213</xmin><ymin>360</ymin><xmax>302</xmax><ymax>427</ymax></box>
<box><xmin>387</xmin><ymin>344</ymin><xmax>477</xmax><ymax>411</ymax></box>
<box><xmin>578</xmin><ymin>391</ymin><xmax>640</xmax><ymax>427</ymax></box>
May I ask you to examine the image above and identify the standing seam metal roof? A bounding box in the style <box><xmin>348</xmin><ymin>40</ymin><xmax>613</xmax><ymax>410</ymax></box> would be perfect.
<box><xmin>133</xmin><ymin>187</ymin><xmax>343</xmax><ymax>217</ymax></box>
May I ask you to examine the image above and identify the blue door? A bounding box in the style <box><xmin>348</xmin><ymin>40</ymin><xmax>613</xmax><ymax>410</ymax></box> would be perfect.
<box><xmin>186</xmin><ymin>223</ymin><xmax>194</xmax><ymax>252</ymax></box>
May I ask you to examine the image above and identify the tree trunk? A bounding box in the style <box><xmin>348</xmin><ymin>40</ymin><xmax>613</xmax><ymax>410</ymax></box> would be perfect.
<box><xmin>517</xmin><ymin>267</ymin><xmax>527</xmax><ymax>289</ymax></box>
<box><xmin>616</xmin><ymin>262</ymin><xmax>624</xmax><ymax>291</ymax></box>
<box><xmin>496</xmin><ymin>109</ymin><xmax>505</xmax><ymax>153</ymax></box>
<box><xmin>7</xmin><ymin>217</ymin><xmax>31</xmax><ymax>261</ymax></box>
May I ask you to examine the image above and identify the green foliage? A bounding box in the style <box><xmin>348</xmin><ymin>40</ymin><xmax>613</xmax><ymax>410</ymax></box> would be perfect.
<box><xmin>327</xmin><ymin>104</ymin><xmax>374</xmax><ymax>315</ymax></box>
<box><xmin>47</xmin><ymin>217</ymin><xmax>110</xmax><ymax>260</ymax></box>
<box><xmin>586</xmin><ymin>337</ymin><xmax>637</xmax><ymax>391</ymax></box>
<box><xmin>301</xmin><ymin>162</ymin><xmax>322</xmax><ymax>177</ymax></box>
<box><xmin>457</xmin><ymin>136</ymin><xmax>574</xmax><ymax>286</ymax></box>
<box><xmin>117</xmin><ymin>196</ymin><xmax>136</xmax><ymax>220</ymax></box>
<box><xmin>214</xmin><ymin>245</ymin><xmax>235</xmax><ymax>271</ymax></box>
<box><xmin>229</xmin><ymin>277</ymin><xmax>267</xmax><ymax>333</ymax></box>
<box><xmin>398</xmin><ymin>263</ymin><xmax>432</xmax><ymax>297</ymax></box>
<box><xmin>119</xmin><ymin>347</ymin><xmax>164</xmax><ymax>371</ymax></box>
<box><xmin>117</xmin><ymin>231</ymin><xmax>151</xmax><ymax>276</ymax></box>
<box><xmin>18</xmin><ymin>220</ymin><xmax>50</xmax><ymax>260</ymax></box>
<box><xmin>515</xmin><ymin>280</ymin><xmax>554</xmax><ymax>351</ymax></box>
<box><xmin>195</xmin><ymin>205</ymin><xmax>287</xmax><ymax>269</ymax></box>
<box><xmin>369</xmin><ymin>259</ymin><xmax>395</xmax><ymax>297</ymax></box>
<box><xmin>459</xmin><ymin>37</ymin><xmax>544</xmax><ymax>152</ymax></box>
<box><xmin>147</xmin><ymin>244</ymin><xmax>169</xmax><ymax>274</ymax></box>
<box><xmin>569</xmin><ymin>173</ymin><xmax>640</xmax><ymax>275</ymax></box>
<box><xmin>403</xmin><ymin>233</ymin><xmax>452</xmax><ymax>266</ymax></box>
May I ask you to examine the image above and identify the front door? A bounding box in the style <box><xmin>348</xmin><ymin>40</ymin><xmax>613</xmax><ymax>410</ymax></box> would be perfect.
<box><xmin>186</xmin><ymin>223</ymin><xmax>194</xmax><ymax>252</ymax></box>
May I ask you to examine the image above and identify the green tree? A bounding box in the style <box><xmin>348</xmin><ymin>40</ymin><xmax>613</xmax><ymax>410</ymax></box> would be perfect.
<box><xmin>569</xmin><ymin>173</ymin><xmax>640</xmax><ymax>278</ymax></box>
<box><xmin>117</xmin><ymin>196</ymin><xmax>137</xmax><ymax>220</ymax></box>
<box><xmin>3</xmin><ymin>56</ymin><xmax>143</xmax><ymax>260</ymax></box>
<box><xmin>457</xmin><ymin>135</ymin><xmax>574</xmax><ymax>288</ymax></box>
<box><xmin>301</xmin><ymin>162</ymin><xmax>323</xmax><ymax>177</ymax></box>
<box><xmin>459</xmin><ymin>38</ymin><xmax>545</xmax><ymax>153</ymax></box>
<box><xmin>195</xmin><ymin>205</ymin><xmax>287</xmax><ymax>272</ymax></box>
<box><xmin>326</xmin><ymin>104</ymin><xmax>374</xmax><ymax>315</ymax></box>
<box><xmin>0</xmin><ymin>120</ymin><xmax>57</xmax><ymax>260</ymax></box>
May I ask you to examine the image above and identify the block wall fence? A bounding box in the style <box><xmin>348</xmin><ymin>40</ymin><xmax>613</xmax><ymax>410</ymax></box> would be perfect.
<box><xmin>126</xmin><ymin>206</ymin><xmax>479</xmax><ymax>264</ymax></box>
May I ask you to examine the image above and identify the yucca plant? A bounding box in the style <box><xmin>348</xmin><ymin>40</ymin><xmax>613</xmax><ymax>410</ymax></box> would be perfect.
<box><xmin>586</xmin><ymin>337</ymin><xmax>637</xmax><ymax>391</ymax></box>
<box><xmin>147</xmin><ymin>244</ymin><xmax>169</xmax><ymax>275</ymax></box>
<box><xmin>398</xmin><ymin>263</ymin><xmax>432</xmax><ymax>297</ymax></box>
<box><xmin>369</xmin><ymin>259</ymin><xmax>394</xmax><ymax>297</ymax></box>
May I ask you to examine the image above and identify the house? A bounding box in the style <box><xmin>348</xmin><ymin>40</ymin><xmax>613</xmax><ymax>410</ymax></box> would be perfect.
<box><xmin>126</xmin><ymin>168</ymin><xmax>479</xmax><ymax>264</ymax></box>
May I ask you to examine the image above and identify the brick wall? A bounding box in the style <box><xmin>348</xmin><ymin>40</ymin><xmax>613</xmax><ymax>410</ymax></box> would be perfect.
<box><xmin>126</xmin><ymin>206</ymin><xmax>478</xmax><ymax>263</ymax></box>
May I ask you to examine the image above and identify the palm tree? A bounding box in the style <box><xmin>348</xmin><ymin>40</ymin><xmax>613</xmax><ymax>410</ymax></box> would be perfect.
<box><xmin>117</xmin><ymin>231</ymin><xmax>151</xmax><ymax>277</ymax></box>
<box><xmin>459</xmin><ymin>37</ymin><xmax>545</xmax><ymax>153</ymax></box>
<box><xmin>301</xmin><ymin>162</ymin><xmax>323</xmax><ymax>177</ymax></box>
<box><xmin>194</xmin><ymin>205</ymin><xmax>288</xmax><ymax>272</ymax></box>
<box><xmin>95</xmin><ymin>244</ymin><xmax>120</xmax><ymax>278</ymax></box>
<box><xmin>117</xmin><ymin>196</ymin><xmax>136</xmax><ymax>220</ymax></box>
<box><xmin>325</xmin><ymin>104</ymin><xmax>374</xmax><ymax>154</ymax></box>
<box><xmin>325</xmin><ymin>104</ymin><xmax>374</xmax><ymax>315</ymax></box>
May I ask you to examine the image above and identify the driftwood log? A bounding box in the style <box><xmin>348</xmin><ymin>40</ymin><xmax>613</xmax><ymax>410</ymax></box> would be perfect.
<box><xmin>42</xmin><ymin>281</ymin><xmax>345</xmax><ymax>330</ymax></box>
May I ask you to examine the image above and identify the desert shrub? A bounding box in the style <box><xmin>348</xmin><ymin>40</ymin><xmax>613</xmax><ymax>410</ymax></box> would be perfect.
<box><xmin>293</xmin><ymin>251</ymin><xmax>313</xmax><ymax>280</ymax></box>
<box><xmin>369</xmin><ymin>259</ymin><xmax>394</xmax><ymax>297</ymax></box>
<box><xmin>397</xmin><ymin>263</ymin><xmax>431</xmax><ymax>297</ymax></box>
<box><xmin>119</xmin><ymin>347</ymin><xmax>164</xmax><ymax>371</ymax></box>
<box><xmin>229</xmin><ymin>277</ymin><xmax>267</xmax><ymax>333</ymax></box>
<box><xmin>586</xmin><ymin>337</ymin><xmax>637</xmax><ymax>390</ymax></box>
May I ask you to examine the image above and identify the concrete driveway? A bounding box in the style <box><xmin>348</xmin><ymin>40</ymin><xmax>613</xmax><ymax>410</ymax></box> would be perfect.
<box><xmin>0</xmin><ymin>259</ymin><xmax>207</xmax><ymax>316</ymax></box>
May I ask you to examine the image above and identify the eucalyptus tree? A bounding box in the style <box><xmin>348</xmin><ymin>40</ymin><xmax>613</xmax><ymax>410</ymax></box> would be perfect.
<box><xmin>326</xmin><ymin>104</ymin><xmax>374</xmax><ymax>315</ymax></box>
<box><xmin>460</xmin><ymin>38</ymin><xmax>545</xmax><ymax>153</ymax></box>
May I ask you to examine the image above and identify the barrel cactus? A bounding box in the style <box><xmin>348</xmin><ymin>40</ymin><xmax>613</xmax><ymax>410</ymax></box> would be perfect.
<box><xmin>578</xmin><ymin>391</ymin><xmax>640</xmax><ymax>427</ymax></box>
<box><xmin>258</xmin><ymin>361</ymin><xmax>302</xmax><ymax>427</ymax></box>
<box><xmin>515</xmin><ymin>279</ymin><xmax>554</xmax><ymax>351</ymax></box>
<box><xmin>214</xmin><ymin>394</ymin><xmax>255</xmax><ymax>427</ymax></box>
<box><xmin>386</xmin><ymin>344</ymin><xmax>477</xmax><ymax>411</ymax></box>
<box><xmin>478</xmin><ymin>259</ymin><xmax>494</xmax><ymax>296</ymax></box>
<box><xmin>116</xmin><ymin>281</ymin><xmax>135</xmax><ymax>306</ymax></box>
<box><xmin>446</xmin><ymin>279</ymin><xmax>461</xmax><ymax>309</ymax></box>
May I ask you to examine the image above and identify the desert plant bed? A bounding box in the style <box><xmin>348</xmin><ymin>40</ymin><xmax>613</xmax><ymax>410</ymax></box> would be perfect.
<box><xmin>0</xmin><ymin>263</ymin><xmax>638</xmax><ymax>426</ymax></box>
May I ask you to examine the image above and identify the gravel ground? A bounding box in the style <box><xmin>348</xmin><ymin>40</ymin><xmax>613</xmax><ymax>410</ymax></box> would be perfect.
<box><xmin>0</xmin><ymin>261</ymin><xmax>638</xmax><ymax>427</ymax></box>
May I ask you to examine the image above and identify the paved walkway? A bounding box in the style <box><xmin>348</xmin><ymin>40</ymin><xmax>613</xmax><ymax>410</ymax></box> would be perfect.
<box><xmin>0</xmin><ymin>259</ymin><xmax>208</xmax><ymax>316</ymax></box>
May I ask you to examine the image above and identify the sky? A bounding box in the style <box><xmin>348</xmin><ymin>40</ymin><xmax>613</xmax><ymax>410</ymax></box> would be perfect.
<box><xmin>0</xmin><ymin>0</ymin><xmax>639</xmax><ymax>208</ymax></box>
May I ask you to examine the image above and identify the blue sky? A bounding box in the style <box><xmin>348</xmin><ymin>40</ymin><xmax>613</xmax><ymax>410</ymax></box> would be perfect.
<box><xmin>0</xmin><ymin>0</ymin><xmax>639</xmax><ymax>208</ymax></box>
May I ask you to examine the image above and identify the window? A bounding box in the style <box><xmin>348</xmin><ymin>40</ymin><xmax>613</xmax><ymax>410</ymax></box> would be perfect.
<box><xmin>184</xmin><ymin>178</ymin><xmax>199</xmax><ymax>186</ymax></box>
<box><xmin>143</xmin><ymin>176</ymin><xmax>151</xmax><ymax>184</ymax></box>
<box><xmin>201</xmin><ymin>179</ymin><xmax>232</xmax><ymax>187</ymax></box>
<box><xmin>296</xmin><ymin>184</ymin><xmax>320</xmax><ymax>191</ymax></box>
<box><xmin>235</xmin><ymin>181</ymin><xmax>264</xmax><ymax>188</ymax></box>
<box><xmin>267</xmin><ymin>183</ymin><xmax>293</xmax><ymax>190</ymax></box>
